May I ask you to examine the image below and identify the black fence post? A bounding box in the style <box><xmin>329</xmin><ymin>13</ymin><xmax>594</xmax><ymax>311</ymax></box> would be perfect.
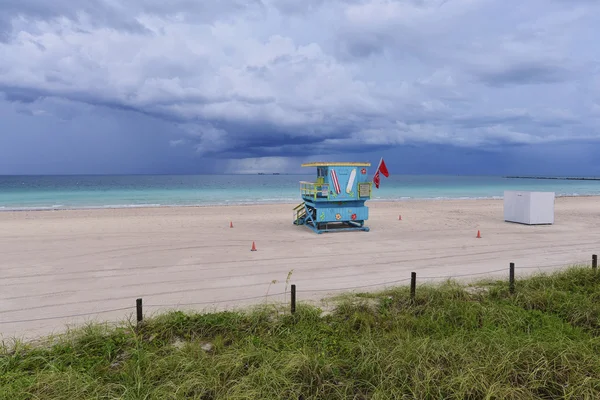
<box><xmin>410</xmin><ymin>272</ymin><xmax>416</xmax><ymax>302</ymax></box>
<box><xmin>509</xmin><ymin>263</ymin><xmax>515</xmax><ymax>294</ymax></box>
<box><xmin>291</xmin><ymin>284</ymin><xmax>296</xmax><ymax>314</ymax></box>
<box><xmin>593</xmin><ymin>254</ymin><xmax>597</xmax><ymax>271</ymax></box>
<box><xmin>136</xmin><ymin>298</ymin><xmax>143</xmax><ymax>327</ymax></box>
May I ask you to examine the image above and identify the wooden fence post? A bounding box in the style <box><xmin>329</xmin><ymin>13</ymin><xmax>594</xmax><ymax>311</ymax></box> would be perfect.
<box><xmin>593</xmin><ymin>254</ymin><xmax>597</xmax><ymax>271</ymax></box>
<box><xmin>136</xmin><ymin>298</ymin><xmax>143</xmax><ymax>327</ymax></box>
<box><xmin>509</xmin><ymin>263</ymin><xmax>515</xmax><ymax>294</ymax></box>
<box><xmin>291</xmin><ymin>284</ymin><xmax>296</xmax><ymax>314</ymax></box>
<box><xmin>410</xmin><ymin>272</ymin><xmax>416</xmax><ymax>302</ymax></box>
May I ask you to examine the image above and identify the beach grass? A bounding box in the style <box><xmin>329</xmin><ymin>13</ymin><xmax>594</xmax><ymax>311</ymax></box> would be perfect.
<box><xmin>3</xmin><ymin>266</ymin><xmax>600</xmax><ymax>399</ymax></box>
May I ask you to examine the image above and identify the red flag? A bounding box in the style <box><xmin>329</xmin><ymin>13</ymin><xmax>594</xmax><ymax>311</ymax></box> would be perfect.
<box><xmin>373</xmin><ymin>158</ymin><xmax>389</xmax><ymax>189</ymax></box>
<box><xmin>378</xmin><ymin>158</ymin><xmax>389</xmax><ymax>177</ymax></box>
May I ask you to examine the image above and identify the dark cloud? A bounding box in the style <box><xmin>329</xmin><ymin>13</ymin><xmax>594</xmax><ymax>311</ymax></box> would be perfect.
<box><xmin>1</xmin><ymin>87</ymin><xmax>42</xmax><ymax>103</ymax></box>
<box><xmin>0</xmin><ymin>0</ymin><xmax>599</xmax><ymax>174</ymax></box>
<box><xmin>475</xmin><ymin>62</ymin><xmax>571</xmax><ymax>87</ymax></box>
<box><xmin>453</xmin><ymin>112</ymin><xmax>533</xmax><ymax>128</ymax></box>
<box><xmin>0</xmin><ymin>0</ymin><xmax>150</xmax><ymax>40</ymax></box>
<box><xmin>269</xmin><ymin>0</ymin><xmax>326</xmax><ymax>15</ymax></box>
<box><xmin>0</xmin><ymin>0</ymin><xmax>268</xmax><ymax>35</ymax></box>
<box><xmin>334</xmin><ymin>30</ymin><xmax>390</xmax><ymax>60</ymax></box>
<box><xmin>451</xmin><ymin>109</ymin><xmax>579</xmax><ymax>131</ymax></box>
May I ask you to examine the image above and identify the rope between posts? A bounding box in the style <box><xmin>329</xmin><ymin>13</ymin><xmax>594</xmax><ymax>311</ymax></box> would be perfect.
<box><xmin>419</xmin><ymin>268</ymin><xmax>508</xmax><ymax>280</ymax></box>
<box><xmin>296</xmin><ymin>277</ymin><xmax>412</xmax><ymax>293</ymax></box>
<box><xmin>1</xmin><ymin>306</ymin><xmax>135</xmax><ymax>325</ymax></box>
<box><xmin>1</xmin><ymin>258</ymin><xmax>594</xmax><ymax>325</ymax></box>
<box><xmin>144</xmin><ymin>291</ymin><xmax>287</xmax><ymax>308</ymax></box>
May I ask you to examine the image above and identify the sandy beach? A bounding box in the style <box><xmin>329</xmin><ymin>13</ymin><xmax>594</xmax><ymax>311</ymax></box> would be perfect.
<box><xmin>1</xmin><ymin>197</ymin><xmax>599</xmax><ymax>341</ymax></box>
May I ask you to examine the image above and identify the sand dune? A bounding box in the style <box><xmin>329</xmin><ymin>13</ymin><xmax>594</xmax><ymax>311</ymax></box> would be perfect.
<box><xmin>1</xmin><ymin>197</ymin><xmax>599</xmax><ymax>341</ymax></box>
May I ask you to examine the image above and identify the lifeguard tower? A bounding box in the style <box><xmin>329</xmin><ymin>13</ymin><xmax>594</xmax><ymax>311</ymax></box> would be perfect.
<box><xmin>293</xmin><ymin>162</ymin><xmax>372</xmax><ymax>233</ymax></box>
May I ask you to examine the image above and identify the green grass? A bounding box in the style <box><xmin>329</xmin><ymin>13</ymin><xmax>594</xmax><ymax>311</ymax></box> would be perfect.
<box><xmin>3</xmin><ymin>266</ymin><xmax>600</xmax><ymax>399</ymax></box>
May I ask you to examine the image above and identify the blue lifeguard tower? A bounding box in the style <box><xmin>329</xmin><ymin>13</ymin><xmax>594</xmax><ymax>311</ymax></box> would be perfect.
<box><xmin>293</xmin><ymin>162</ymin><xmax>372</xmax><ymax>233</ymax></box>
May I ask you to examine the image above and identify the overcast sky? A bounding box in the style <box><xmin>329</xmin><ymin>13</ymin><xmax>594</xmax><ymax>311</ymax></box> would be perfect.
<box><xmin>1</xmin><ymin>0</ymin><xmax>599</xmax><ymax>175</ymax></box>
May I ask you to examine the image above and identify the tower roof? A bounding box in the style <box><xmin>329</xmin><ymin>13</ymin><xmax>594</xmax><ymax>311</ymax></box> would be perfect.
<box><xmin>301</xmin><ymin>162</ymin><xmax>371</xmax><ymax>167</ymax></box>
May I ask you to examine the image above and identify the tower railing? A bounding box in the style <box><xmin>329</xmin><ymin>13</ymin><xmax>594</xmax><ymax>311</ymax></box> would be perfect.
<box><xmin>299</xmin><ymin>181</ymin><xmax>329</xmax><ymax>201</ymax></box>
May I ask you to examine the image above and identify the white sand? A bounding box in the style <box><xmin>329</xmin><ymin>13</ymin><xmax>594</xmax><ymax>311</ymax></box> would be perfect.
<box><xmin>1</xmin><ymin>197</ymin><xmax>599</xmax><ymax>341</ymax></box>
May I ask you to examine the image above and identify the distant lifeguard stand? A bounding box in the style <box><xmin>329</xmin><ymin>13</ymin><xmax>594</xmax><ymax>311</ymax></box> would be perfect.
<box><xmin>293</xmin><ymin>162</ymin><xmax>372</xmax><ymax>233</ymax></box>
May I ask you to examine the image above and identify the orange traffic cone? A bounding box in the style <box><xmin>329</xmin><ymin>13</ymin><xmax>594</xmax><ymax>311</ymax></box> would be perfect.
<box><xmin>230</xmin><ymin>221</ymin><xmax>233</xmax><ymax>228</ymax></box>
<box><xmin>251</xmin><ymin>241</ymin><xmax>257</xmax><ymax>251</ymax></box>
<box><xmin>476</xmin><ymin>230</ymin><xmax>481</xmax><ymax>238</ymax></box>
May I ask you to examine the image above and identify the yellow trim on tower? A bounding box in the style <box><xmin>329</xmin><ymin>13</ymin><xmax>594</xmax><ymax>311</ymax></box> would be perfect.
<box><xmin>301</xmin><ymin>162</ymin><xmax>371</xmax><ymax>167</ymax></box>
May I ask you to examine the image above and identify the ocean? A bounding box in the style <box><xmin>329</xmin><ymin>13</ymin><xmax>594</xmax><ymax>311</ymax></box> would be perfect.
<box><xmin>0</xmin><ymin>174</ymin><xmax>599</xmax><ymax>211</ymax></box>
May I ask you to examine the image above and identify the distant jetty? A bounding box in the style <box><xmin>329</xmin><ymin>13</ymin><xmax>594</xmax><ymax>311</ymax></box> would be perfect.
<box><xmin>504</xmin><ymin>176</ymin><xmax>600</xmax><ymax>181</ymax></box>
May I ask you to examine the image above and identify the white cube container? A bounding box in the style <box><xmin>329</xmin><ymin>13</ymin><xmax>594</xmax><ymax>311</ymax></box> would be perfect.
<box><xmin>503</xmin><ymin>191</ymin><xmax>555</xmax><ymax>225</ymax></box>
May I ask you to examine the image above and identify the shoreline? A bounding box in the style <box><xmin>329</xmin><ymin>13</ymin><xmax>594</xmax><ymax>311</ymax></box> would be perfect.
<box><xmin>1</xmin><ymin>193</ymin><xmax>599</xmax><ymax>213</ymax></box>
<box><xmin>505</xmin><ymin>176</ymin><xmax>600</xmax><ymax>180</ymax></box>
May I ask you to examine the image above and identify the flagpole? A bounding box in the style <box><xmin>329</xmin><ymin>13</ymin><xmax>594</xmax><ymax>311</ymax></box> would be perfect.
<box><xmin>374</xmin><ymin>157</ymin><xmax>382</xmax><ymax>176</ymax></box>
<box><xmin>372</xmin><ymin>157</ymin><xmax>381</xmax><ymax>189</ymax></box>
<box><xmin>378</xmin><ymin>157</ymin><xmax>382</xmax><ymax>171</ymax></box>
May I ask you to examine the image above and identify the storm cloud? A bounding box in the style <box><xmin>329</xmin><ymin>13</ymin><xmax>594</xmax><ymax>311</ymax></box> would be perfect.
<box><xmin>0</xmin><ymin>0</ymin><xmax>599</xmax><ymax>174</ymax></box>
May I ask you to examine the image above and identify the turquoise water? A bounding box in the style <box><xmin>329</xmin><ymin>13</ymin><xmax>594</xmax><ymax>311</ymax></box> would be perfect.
<box><xmin>0</xmin><ymin>175</ymin><xmax>599</xmax><ymax>211</ymax></box>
